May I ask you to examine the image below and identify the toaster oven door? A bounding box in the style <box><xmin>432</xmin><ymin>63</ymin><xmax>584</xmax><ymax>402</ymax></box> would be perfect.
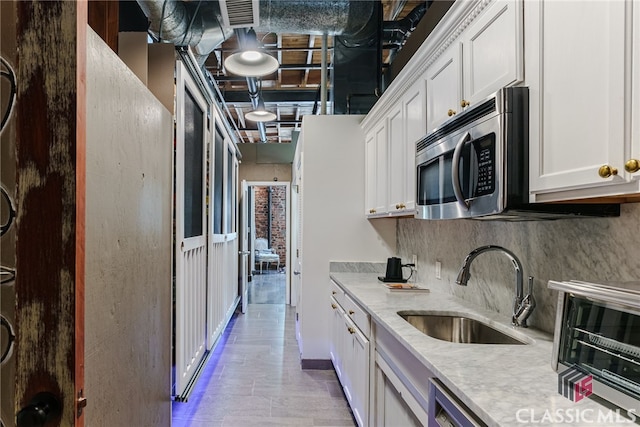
<box><xmin>557</xmin><ymin>293</ymin><xmax>640</xmax><ymax>406</ymax></box>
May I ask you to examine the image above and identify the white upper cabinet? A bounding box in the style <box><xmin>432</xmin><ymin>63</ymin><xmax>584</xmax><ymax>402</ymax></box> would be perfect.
<box><xmin>528</xmin><ymin>0</ymin><xmax>640</xmax><ymax>201</ymax></box>
<box><xmin>387</xmin><ymin>104</ymin><xmax>405</xmax><ymax>213</ymax></box>
<box><xmin>462</xmin><ymin>0</ymin><xmax>523</xmax><ymax>105</ymax></box>
<box><xmin>365</xmin><ymin>122</ymin><xmax>389</xmax><ymax>216</ymax></box>
<box><xmin>402</xmin><ymin>80</ymin><xmax>425</xmax><ymax>211</ymax></box>
<box><xmin>368</xmin><ymin>79</ymin><xmax>425</xmax><ymax>218</ymax></box>
<box><xmin>365</xmin><ymin>132</ymin><xmax>377</xmax><ymax>215</ymax></box>
<box><xmin>375</xmin><ymin>123</ymin><xmax>389</xmax><ymax>214</ymax></box>
<box><xmin>426</xmin><ymin>42</ymin><xmax>462</xmax><ymax>133</ymax></box>
<box><xmin>387</xmin><ymin>79</ymin><xmax>425</xmax><ymax>215</ymax></box>
<box><xmin>426</xmin><ymin>0</ymin><xmax>523</xmax><ymax>132</ymax></box>
<box><xmin>362</xmin><ymin>0</ymin><xmax>524</xmax><ymax>217</ymax></box>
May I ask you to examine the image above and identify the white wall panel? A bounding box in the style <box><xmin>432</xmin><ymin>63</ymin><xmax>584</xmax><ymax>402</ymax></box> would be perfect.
<box><xmin>296</xmin><ymin>115</ymin><xmax>396</xmax><ymax>360</ymax></box>
<box><xmin>85</xmin><ymin>28</ymin><xmax>172</xmax><ymax>426</ymax></box>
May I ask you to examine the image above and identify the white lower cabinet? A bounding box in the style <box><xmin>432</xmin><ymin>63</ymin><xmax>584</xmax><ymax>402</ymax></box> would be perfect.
<box><xmin>373</xmin><ymin>323</ymin><xmax>432</xmax><ymax>426</ymax></box>
<box><xmin>329</xmin><ymin>280</ymin><xmax>370</xmax><ymax>427</ymax></box>
<box><xmin>343</xmin><ymin>314</ymin><xmax>370</xmax><ymax>427</ymax></box>
<box><xmin>375</xmin><ymin>352</ymin><xmax>427</xmax><ymax>426</ymax></box>
<box><xmin>329</xmin><ymin>296</ymin><xmax>345</xmax><ymax>381</ymax></box>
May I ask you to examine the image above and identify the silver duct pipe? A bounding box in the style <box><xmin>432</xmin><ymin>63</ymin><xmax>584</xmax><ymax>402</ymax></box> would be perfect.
<box><xmin>137</xmin><ymin>0</ymin><xmax>374</xmax><ymax>58</ymax></box>
<box><xmin>254</xmin><ymin>0</ymin><xmax>376</xmax><ymax>38</ymax></box>
<box><xmin>136</xmin><ymin>0</ymin><xmax>232</xmax><ymax>64</ymax></box>
<box><xmin>137</xmin><ymin>0</ymin><xmax>377</xmax><ymax>65</ymax></box>
<box><xmin>245</xmin><ymin>73</ymin><xmax>269</xmax><ymax>143</ymax></box>
<box><xmin>236</xmin><ymin>28</ymin><xmax>269</xmax><ymax>143</ymax></box>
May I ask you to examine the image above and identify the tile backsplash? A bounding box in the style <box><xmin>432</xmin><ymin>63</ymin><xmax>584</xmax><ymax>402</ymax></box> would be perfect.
<box><xmin>397</xmin><ymin>203</ymin><xmax>640</xmax><ymax>333</ymax></box>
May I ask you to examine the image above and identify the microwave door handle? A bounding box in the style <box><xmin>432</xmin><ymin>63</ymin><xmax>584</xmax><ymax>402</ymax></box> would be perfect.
<box><xmin>452</xmin><ymin>131</ymin><xmax>471</xmax><ymax>209</ymax></box>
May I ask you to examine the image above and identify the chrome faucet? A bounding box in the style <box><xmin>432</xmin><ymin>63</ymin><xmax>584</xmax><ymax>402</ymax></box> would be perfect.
<box><xmin>455</xmin><ymin>245</ymin><xmax>536</xmax><ymax>327</ymax></box>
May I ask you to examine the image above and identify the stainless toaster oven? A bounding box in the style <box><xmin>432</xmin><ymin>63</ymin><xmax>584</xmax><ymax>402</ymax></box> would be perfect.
<box><xmin>550</xmin><ymin>280</ymin><xmax>640</xmax><ymax>413</ymax></box>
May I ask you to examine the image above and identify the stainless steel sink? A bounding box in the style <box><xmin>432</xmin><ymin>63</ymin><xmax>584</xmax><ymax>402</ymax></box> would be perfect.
<box><xmin>397</xmin><ymin>311</ymin><xmax>527</xmax><ymax>345</ymax></box>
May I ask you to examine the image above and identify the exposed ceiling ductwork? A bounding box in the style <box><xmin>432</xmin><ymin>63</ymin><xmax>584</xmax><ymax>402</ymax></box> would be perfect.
<box><xmin>137</xmin><ymin>0</ymin><xmax>232</xmax><ymax>62</ymax></box>
<box><xmin>135</xmin><ymin>0</ymin><xmax>431</xmax><ymax>143</ymax></box>
<box><xmin>136</xmin><ymin>0</ymin><xmax>384</xmax><ymax>72</ymax></box>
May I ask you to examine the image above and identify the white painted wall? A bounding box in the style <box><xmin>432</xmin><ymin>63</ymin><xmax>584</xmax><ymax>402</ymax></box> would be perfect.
<box><xmin>239</xmin><ymin>162</ymin><xmax>292</xmax><ymax>183</ymax></box>
<box><xmin>296</xmin><ymin>115</ymin><xmax>396</xmax><ymax>360</ymax></box>
<box><xmin>85</xmin><ymin>28</ymin><xmax>172</xmax><ymax>426</ymax></box>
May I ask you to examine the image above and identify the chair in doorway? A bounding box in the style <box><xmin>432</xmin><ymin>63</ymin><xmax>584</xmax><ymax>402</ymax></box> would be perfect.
<box><xmin>254</xmin><ymin>238</ymin><xmax>280</xmax><ymax>274</ymax></box>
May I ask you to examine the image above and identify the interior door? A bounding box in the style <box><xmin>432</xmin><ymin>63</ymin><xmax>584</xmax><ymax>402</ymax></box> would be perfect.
<box><xmin>249</xmin><ymin>187</ymin><xmax>256</xmax><ymax>274</ymax></box>
<box><xmin>239</xmin><ymin>180</ymin><xmax>250</xmax><ymax>313</ymax></box>
<box><xmin>291</xmin><ymin>154</ymin><xmax>303</xmax><ymax>321</ymax></box>
<box><xmin>174</xmin><ymin>61</ymin><xmax>209</xmax><ymax>399</ymax></box>
<box><xmin>2</xmin><ymin>2</ymin><xmax>86</xmax><ymax>426</ymax></box>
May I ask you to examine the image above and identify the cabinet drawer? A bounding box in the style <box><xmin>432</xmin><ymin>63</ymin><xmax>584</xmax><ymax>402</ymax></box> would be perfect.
<box><xmin>344</xmin><ymin>294</ymin><xmax>370</xmax><ymax>338</ymax></box>
<box><xmin>330</xmin><ymin>279</ymin><xmax>345</xmax><ymax>307</ymax></box>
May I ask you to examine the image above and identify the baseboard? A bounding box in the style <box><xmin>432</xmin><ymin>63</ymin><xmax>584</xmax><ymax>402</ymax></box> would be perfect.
<box><xmin>301</xmin><ymin>359</ymin><xmax>333</xmax><ymax>370</ymax></box>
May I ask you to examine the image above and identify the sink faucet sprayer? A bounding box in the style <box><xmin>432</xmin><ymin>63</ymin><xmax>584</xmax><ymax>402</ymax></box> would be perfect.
<box><xmin>455</xmin><ymin>245</ymin><xmax>536</xmax><ymax>327</ymax></box>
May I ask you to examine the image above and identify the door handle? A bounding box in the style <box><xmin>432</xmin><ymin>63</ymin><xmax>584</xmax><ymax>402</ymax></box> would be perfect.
<box><xmin>239</xmin><ymin>250</ymin><xmax>250</xmax><ymax>255</ymax></box>
<box><xmin>452</xmin><ymin>131</ymin><xmax>471</xmax><ymax>210</ymax></box>
<box><xmin>16</xmin><ymin>392</ymin><xmax>61</xmax><ymax>427</ymax></box>
<box><xmin>293</xmin><ymin>271</ymin><xmax>301</xmax><ymax>276</ymax></box>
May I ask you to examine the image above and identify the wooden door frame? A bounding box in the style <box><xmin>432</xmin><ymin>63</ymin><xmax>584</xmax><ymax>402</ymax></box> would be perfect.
<box><xmin>245</xmin><ymin>181</ymin><xmax>291</xmax><ymax>305</ymax></box>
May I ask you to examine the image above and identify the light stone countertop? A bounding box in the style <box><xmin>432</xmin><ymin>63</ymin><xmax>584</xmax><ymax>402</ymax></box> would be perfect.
<box><xmin>329</xmin><ymin>273</ymin><xmax>634</xmax><ymax>427</ymax></box>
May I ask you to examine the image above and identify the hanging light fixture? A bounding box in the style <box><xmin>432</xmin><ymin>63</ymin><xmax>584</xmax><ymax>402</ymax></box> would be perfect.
<box><xmin>245</xmin><ymin>99</ymin><xmax>277</xmax><ymax>123</ymax></box>
<box><xmin>225</xmin><ymin>29</ymin><xmax>279</xmax><ymax>77</ymax></box>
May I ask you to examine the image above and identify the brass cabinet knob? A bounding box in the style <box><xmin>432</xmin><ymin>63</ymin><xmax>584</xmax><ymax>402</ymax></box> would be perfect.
<box><xmin>331</xmin><ymin>303</ymin><xmax>337</xmax><ymax>310</ymax></box>
<box><xmin>332</xmin><ymin>291</ymin><xmax>336</xmax><ymax>295</ymax></box>
<box><xmin>400</xmin><ymin>203</ymin><xmax>406</xmax><ymax>209</ymax></box>
<box><xmin>369</xmin><ymin>208</ymin><xmax>376</xmax><ymax>214</ymax></box>
<box><xmin>461</xmin><ymin>99</ymin><xmax>470</xmax><ymax>108</ymax></box>
<box><xmin>349</xmin><ymin>310</ymin><xmax>355</xmax><ymax>315</ymax></box>
<box><xmin>625</xmin><ymin>159</ymin><xmax>640</xmax><ymax>173</ymax></box>
<box><xmin>347</xmin><ymin>327</ymin><xmax>356</xmax><ymax>334</ymax></box>
<box><xmin>447</xmin><ymin>109</ymin><xmax>456</xmax><ymax>117</ymax></box>
<box><xmin>395</xmin><ymin>204</ymin><xmax>400</xmax><ymax>209</ymax></box>
<box><xmin>598</xmin><ymin>165</ymin><xmax>618</xmax><ymax>178</ymax></box>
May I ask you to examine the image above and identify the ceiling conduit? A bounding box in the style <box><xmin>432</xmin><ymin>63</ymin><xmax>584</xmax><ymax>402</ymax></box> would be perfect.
<box><xmin>136</xmin><ymin>0</ymin><xmax>428</xmax><ymax>142</ymax></box>
<box><xmin>241</xmin><ymin>33</ymin><xmax>270</xmax><ymax>142</ymax></box>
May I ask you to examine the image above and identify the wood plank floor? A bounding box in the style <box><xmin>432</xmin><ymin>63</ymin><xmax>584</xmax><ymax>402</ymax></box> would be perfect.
<box><xmin>172</xmin><ymin>272</ymin><xmax>356</xmax><ymax>426</ymax></box>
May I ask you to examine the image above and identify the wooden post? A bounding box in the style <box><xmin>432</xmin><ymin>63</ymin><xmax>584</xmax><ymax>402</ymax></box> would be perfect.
<box><xmin>14</xmin><ymin>1</ymin><xmax>86</xmax><ymax>425</ymax></box>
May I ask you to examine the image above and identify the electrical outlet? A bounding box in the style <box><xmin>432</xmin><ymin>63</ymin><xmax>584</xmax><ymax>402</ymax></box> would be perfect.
<box><xmin>412</xmin><ymin>254</ymin><xmax>417</xmax><ymax>272</ymax></box>
<box><xmin>435</xmin><ymin>261</ymin><xmax>442</xmax><ymax>280</ymax></box>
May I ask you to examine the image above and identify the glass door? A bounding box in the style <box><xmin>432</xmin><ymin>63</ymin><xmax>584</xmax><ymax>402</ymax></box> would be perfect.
<box><xmin>560</xmin><ymin>295</ymin><xmax>640</xmax><ymax>401</ymax></box>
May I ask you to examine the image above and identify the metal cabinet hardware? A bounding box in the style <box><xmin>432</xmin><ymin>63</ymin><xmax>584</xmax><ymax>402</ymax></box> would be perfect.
<box><xmin>598</xmin><ymin>164</ymin><xmax>618</xmax><ymax>178</ymax></box>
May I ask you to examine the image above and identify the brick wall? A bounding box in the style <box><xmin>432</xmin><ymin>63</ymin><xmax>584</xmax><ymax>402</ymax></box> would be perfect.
<box><xmin>254</xmin><ymin>186</ymin><xmax>286</xmax><ymax>268</ymax></box>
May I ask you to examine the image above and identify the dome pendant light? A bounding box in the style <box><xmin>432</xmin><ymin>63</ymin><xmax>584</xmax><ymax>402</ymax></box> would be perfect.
<box><xmin>225</xmin><ymin>29</ymin><xmax>280</xmax><ymax>77</ymax></box>
<box><xmin>246</xmin><ymin>99</ymin><xmax>277</xmax><ymax>123</ymax></box>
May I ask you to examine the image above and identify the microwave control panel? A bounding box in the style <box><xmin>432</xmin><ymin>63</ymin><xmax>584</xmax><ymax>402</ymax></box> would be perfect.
<box><xmin>473</xmin><ymin>133</ymin><xmax>495</xmax><ymax>197</ymax></box>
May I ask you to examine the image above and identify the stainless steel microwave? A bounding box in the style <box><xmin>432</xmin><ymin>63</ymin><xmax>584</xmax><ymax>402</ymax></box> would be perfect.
<box><xmin>415</xmin><ymin>87</ymin><xmax>619</xmax><ymax>220</ymax></box>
